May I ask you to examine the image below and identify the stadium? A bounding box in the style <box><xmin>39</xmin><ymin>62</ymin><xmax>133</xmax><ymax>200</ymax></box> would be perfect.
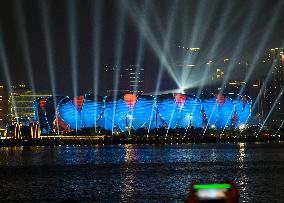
<box><xmin>33</xmin><ymin>93</ymin><xmax>252</xmax><ymax>134</ymax></box>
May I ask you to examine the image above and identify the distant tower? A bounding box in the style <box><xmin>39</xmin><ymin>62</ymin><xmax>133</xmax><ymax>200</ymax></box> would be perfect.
<box><xmin>263</xmin><ymin>48</ymin><xmax>284</xmax><ymax>127</ymax></box>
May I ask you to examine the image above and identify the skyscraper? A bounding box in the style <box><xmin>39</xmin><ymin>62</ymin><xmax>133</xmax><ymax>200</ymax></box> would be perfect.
<box><xmin>0</xmin><ymin>85</ymin><xmax>4</xmax><ymax>128</ymax></box>
<box><xmin>8</xmin><ymin>84</ymin><xmax>51</xmax><ymax>126</ymax></box>
<box><xmin>262</xmin><ymin>48</ymin><xmax>284</xmax><ymax>127</ymax></box>
<box><xmin>103</xmin><ymin>64</ymin><xmax>144</xmax><ymax>95</ymax></box>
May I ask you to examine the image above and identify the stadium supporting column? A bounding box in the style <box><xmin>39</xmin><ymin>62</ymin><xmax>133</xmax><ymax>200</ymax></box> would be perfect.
<box><xmin>12</xmin><ymin>123</ymin><xmax>22</xmax><ymax>139</ymax></box>
<box><xmin>30</xmin><ymin>122</ymin><xmax>41</xmax><ymax>138</ymax></box>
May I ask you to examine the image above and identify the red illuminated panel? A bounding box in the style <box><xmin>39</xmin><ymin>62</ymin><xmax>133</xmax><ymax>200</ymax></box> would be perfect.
<box><xmin>174</xmin><ymin>93</ymin><xmax>186</xmax><ymax>109</ymax></box>
<box><xmin>232</xmin><ymin>111</ymin><xmax>237</xmax><ymax>121</ymax></box>
<box><xmin>124</xmin><ymin>94</ymin><xmax>137</xmax><ymax>111</ymax></box>
<box><xmin>73</xmin><ymin>96</ymin><xmax>85</xmax><ymax>112</ymax></box>
<box><xmin>54</xmin><ymin>114</ymin><xmax>69</xmax><ymax>131</ymax></box>
<box><xmin>242</xmin><ymin>95</ymin><xmax>247</xmax><ymax>108</ymax></box>
<box><xmin>216</xmin><ymin>94</ymin><xmax>225</xmax><ymax>108</ymax></box>
<box><xmin>39</xmin><ymin>97</ymin><xmax>47</xmax><ymax>112</ymax></box>
<box><xmin>201</xmin><ymin>107</ymin><xmax>207</xmax><ymax>120</ymax></box>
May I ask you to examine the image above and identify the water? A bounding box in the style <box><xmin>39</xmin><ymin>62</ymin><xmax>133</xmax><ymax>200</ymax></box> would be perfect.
<box><xmin>0</xmin><ymin>143</ymin><xmax>283</xmax><ymax>202</ymax></box>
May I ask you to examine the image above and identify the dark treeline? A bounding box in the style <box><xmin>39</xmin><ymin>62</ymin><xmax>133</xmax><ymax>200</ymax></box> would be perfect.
<box><xmin>1</xmin><ymin>126</ymin><xmax>283</xmax><ymax>147</ymax></box>
<box><xmin>64</xmin><ymin>126</ymin><xmax>283</xmax><ymax>139</ymax></box>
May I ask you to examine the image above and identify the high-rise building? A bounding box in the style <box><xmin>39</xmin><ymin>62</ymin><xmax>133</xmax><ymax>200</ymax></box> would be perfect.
<box><xmin>261</xmin><ymin>48</ymin><xmax>284</xmax><ymax>127</ymax></box>
<box><xmin>212</xmin><ymin>58</ymin><xmax>249</xmax><ymax>82</ymax></box>
<box><xmin>0</xmin><ymin>85</ymin><xmax>4</xmax><ymax>128</ymax></box>
<box><xmin>175</xmin><ymin>45</ymin><xmax>201</xmax><ymax>73</ymax></box>
<box><xmin>104</xmin><ymin>64</ymin><xmax>144</xmax><ymax>95</ymax></box>
<box><xmin>8</xmin><ymin>84</ymin><xmax>51</xmax><ymax>126</ymax></box>
<box><xmin>215</xmin><ymin>67</ymin><xmax>225</xmax><ymax>80</ymax></box>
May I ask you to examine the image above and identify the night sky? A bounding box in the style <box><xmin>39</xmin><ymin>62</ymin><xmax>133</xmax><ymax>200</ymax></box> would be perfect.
<box><xmin>0</xmin><ymin>0</ymin><xmax>283</xmax><ymax>95</ymax></box>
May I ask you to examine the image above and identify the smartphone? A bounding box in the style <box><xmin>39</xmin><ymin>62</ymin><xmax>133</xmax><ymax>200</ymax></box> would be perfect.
<box><xmin>193</xmin><ymin>183</ymin><xmax>231</xmax><ymax>202</ymax></box>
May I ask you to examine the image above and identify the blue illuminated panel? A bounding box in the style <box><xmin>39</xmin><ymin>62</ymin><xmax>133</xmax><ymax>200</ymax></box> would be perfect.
<box><xmin>33</xmin><ymin>99</ymin><xmax>39</xmax><ymax>122</ymax></box>
<box><xmin>103</xmin><ymin>96</ymin><xmax>129</xmax><ymax>132</ymax></box>
<box><xmin>34</xmin><ymin>98</ymin><xmax>49</xmax><ymax>133</ymax></box>
<box><xmin>81</xmin><ymin>95</ymin><xmax>103</xmax><ymax>128</ymax></box>
<box><xmin>235</xmin><ymin>95</ymin><xmax>252</xmax><ymax>127</ymax></box>
<box><xmin>200</xmin><ymin>94</ymin><xmax>218</xmax><ymax>127</ymax></box>
<box><xmin>131</xmin><ymin>95</ymin><xmax>157</xmax><ymax>129</ymax></box>
<box><xmin>44</xmin><ymin>96</ymin><xmax>66</xmax><ymax>132</ymax></box>
<box><xmin>35</xmin><ymin>93</ymin><xmax>253</xmax><ymax>133</ymax></box>
<box><xmin>216</xmin><ymin>96</ymin><xmax>234</xmax><ymax>128</ymax></box>
<box><xmin>58</xmin><ymin>98</ymin><xmax>83</xmax><ymax>130</ymax></box>
<box><xmin>156</xmin><ymin>94</ymin><xmax>178</xmax><ymax>129</ymax></box>
<box><xmin>179</xmin><ymin>96</ymin><xmax>203</xmax><ymax>128</ymax></box>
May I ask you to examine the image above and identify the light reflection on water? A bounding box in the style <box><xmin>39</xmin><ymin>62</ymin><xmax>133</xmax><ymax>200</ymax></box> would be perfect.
<box><xmin>0</xmin><ymin>143</ymin><xmax>283</xmax><ymax>202</ymax></box>
<box><xmin>237</xmin><ymin>143</ymin><xmax>249</xmax><ymax>203</ymax></box>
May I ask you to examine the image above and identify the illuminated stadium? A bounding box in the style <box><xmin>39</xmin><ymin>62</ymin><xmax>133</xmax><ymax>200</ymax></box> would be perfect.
<box><xmin>33</xmin><ymin>93</ymin><xmax>252</xmax><ymax>133</ymax></box>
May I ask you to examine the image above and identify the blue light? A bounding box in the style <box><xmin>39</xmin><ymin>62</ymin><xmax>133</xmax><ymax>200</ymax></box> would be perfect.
<box><xmin>234</xmin><ymin>95</ymin><xmax>252</xmax><ymax>127</ymax></box>
<box><xmin>34</xmin><ymin>97</ymin><xmax>49</xmax><ymax>133</ymax></box>
<box><xmin>81</xmin><ymin>95</ymin><xmax>103</xmax><ymax>128</ymax></box>
<box><xmin>201</xmin><ymin>94</ymin><xmax>218</xmax><ymax>127</ymax></box>
<box><xmin>179</xmin><ymin>96</ymin><xmax>203</xmax><ymax>128</ymax></box>
<box><xmin>34</xmin><ymin>93</ymin><xmax>253</xmax><ymax>133</ymax></box>
<box><xmin>58</xmin><ymin>98</ymin><xmax>82</xmax><ymax>130</ymax></box>
<box><xmin>131</xmin><ymin>95</ymin><xmax>157</xmax><ymax>129</ymax></box>
<box><xmin>216</xmin><ymin>96</ymin><xmax>234</xmax><ymax>128</ymax></box>
<box><xmin>103</xmin><ymin>96</ymin><xmax>128</xmax><ymax>131</ymax></box>
<box><xmin>156</xmin><ymin>94</ymin><xmax>179</xmax><ymax>129</ymax></box>
<box><xmin>44</xmin><ymin>96</ymin><xmax>66</xmax><ymax>132</ymax></box>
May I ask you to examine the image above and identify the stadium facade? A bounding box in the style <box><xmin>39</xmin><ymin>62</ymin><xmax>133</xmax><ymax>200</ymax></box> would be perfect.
<box><xmin>33</xmin><ymin>93</ymin><xmax>252</xmax><ymax>133</ymax></box>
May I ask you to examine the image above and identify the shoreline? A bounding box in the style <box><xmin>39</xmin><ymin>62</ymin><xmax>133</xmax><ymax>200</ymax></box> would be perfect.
<box><xmin>0</xmin><ymin>137</ymin><xmax>283</xmax><ymax>147</ymax></box>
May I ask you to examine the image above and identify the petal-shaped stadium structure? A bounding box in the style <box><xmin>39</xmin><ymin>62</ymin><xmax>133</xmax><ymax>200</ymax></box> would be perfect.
<box><xmin>57</xmin><ymin>97</ymin><xmax>83</xmax><ymax>130</ymax></box>
<box><xmin>200</xmin><ymin>93</ymin><xmax>218</xmax><ymax>128</ymax></box>
<box><xmin>215</xmin><ymin>94</ymin><xmax>235</xmax><ymax>129</ymax></box>
<box><xmin>34</xmin><ymin>97</ymin><xmax>49</xmax><ymax>133</ymax></box>
<box><xmin>81</xmin><ymin>95</ymin><xmax>104</xmax><ymax>128</ymax></box>
<box><xmin>178</xmin><ymin>94</ymin><xmax>203</xmax><ymax>128</ymax></box>
<box><xmin>33</xmin><ymin>93</ymin><xmax>252</xmax><ymax>133</ymax></box>
<box><xmin>231</xmin><ymin>94</ymin><xmax>252</xmax><ymax>128</ymax></box>
<box><xmin>156</xmin><ymin>94</ymin><xmax>179</xmax><ymax>129</ymax></box>
<box><xmin>103</xmin><ymin>95</ymin><xmax>130</xmax><ymax>132</ymax></box>
<box><xmin>130</xmin><ymin>95</ymin><xmax>156</xmax><ymax>129</ymax></box>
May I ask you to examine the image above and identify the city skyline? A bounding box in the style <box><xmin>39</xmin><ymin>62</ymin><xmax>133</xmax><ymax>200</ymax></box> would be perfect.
<box><xmin>0</xmin><ymin>0</ymin><xmax>283</xmax><ymax>95</ymax></box>
<box><xmin>0</xmin><ymin>2</ymin><xmax>284</xmax><ymax>203</ymax></box>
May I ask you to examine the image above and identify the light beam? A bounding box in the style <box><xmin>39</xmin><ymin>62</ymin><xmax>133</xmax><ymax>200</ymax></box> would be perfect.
<box><xmin>39</xmin><ymin>0</ymin><xmax>59</xmax><ymax>134</ymax></box>
<box><xmin>91</xmin><ymin>0</ymin><xmax>103</xmax><ymax>133</ymax></box>
<box><xmin>0</xmin><ymin>27</ymin><xmax>19</xmax><ymax>122</ymax></box>
<box><xmin>111</xmin><ymin>1</ymin><xmax>127</xmax><ymax>135</ymax></box>
<box><xmin>13</xmin><ymin>0</ymin><xmax>36</xmax><ymax>95</ymax></box>
<box><xmin>67</xmin><ymin>0</ymin><xmax>79</xmax><ymax>131</ymax></box>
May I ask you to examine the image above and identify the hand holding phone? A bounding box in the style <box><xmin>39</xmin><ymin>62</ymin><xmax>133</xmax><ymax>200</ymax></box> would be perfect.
<box><xmin>194</xmin><ymin>183</ymin><xmax>230</xmax><ymax>202</ymax></box>
<box><xmin>185</xmin><ymin>180</ymin><xmax>239</xmax><ymax>203</ymax></box>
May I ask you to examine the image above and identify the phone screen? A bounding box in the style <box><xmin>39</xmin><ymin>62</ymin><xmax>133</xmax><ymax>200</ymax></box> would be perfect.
<box><xmin>193</xmin><ymin>183</ymin><xmax>231</xmax><ymax>201</ymax></box>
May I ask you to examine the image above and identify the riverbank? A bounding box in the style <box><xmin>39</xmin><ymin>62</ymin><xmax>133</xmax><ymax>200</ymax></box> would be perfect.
<box><xmin>0</xmin><ymin>136</ymin><xmax>283</xmax><ymax>147</ymax></box>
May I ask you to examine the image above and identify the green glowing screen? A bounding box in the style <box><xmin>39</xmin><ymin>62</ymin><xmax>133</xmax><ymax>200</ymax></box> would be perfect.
<box><xmin>193</xmin><ymin>183</ymin><xmax>231</xmax><ymax>190</ymax></box>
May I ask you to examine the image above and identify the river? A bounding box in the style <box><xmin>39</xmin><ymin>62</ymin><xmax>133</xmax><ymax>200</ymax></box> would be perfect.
<box><xmin>0</xmin><ymin>143</ymin><xmax>283</xmax><ymax>202</ymax></box>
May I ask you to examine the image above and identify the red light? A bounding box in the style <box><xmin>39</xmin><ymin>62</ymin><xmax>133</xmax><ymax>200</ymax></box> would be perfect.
<box><xmin>242</xmin><ymin>95</ymin><xmax>247</xmax><ymax>108</ymax></box>
<box><xmin>216</xmin><ymin>94</ymin><xmax>225</xmax><ymax>107</ymax></box>
<box><xmin>124</xmin><ymin>94</ymin><xmax>137</xmax><ymax>111</ymax></box>
<box><xmin>174</xmin><ymin>93</ymin><xmax>186</xmax><ymax>110</ymax></box>
<box><xmin>54</xmin><ymin>113</ymin><xmax>70</xmax><ymax>131</ymax></box>
<box><xmin>73</xmin><ymin>96</ymin><xmax>85</xmax><ymax>112</ymax></box>
<box><xmin>40</xmin><ymin>97</ymin><xmax>47</xmax><ymax>112</ymax></box>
